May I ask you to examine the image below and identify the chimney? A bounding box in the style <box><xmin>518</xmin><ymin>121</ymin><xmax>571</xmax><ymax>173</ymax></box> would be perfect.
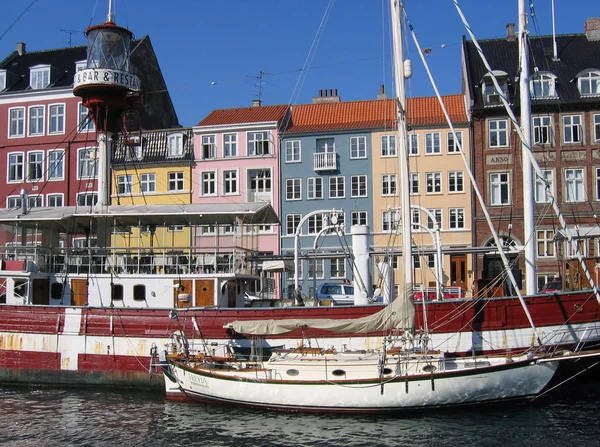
<box><xmin>312</xmin><ymin>88</ymin><xmax>341</xmax><ymax>104</ymax></box>
<box><xmin>252</xmin><ymin>99</ymin><xmax>262</xmax><ymax>107</ymax></box>
<box><xmin>16</xmin><ymin>42</ymin><xmax>25</xmax><ymax>55</ymax></box>
<box><xmin>585</xmin><ymin>18</ymin><xmax>600</xmax><ymax>41</ymax></box>
<box><xmin>506</xmin><ymin>23</ymin><xmax>516</xmax><ymax>41</ymax></box>
<box><xmin>377</xmin><ymin>84</ymin><xmax>387</xmax><ymax>100</ymax></box>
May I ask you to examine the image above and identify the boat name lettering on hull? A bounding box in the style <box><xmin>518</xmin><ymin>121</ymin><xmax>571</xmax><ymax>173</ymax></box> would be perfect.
<box><xmin>190</xmin><ymin>374</ymin><xmax>208</xmax><ymax>388</ymax></box>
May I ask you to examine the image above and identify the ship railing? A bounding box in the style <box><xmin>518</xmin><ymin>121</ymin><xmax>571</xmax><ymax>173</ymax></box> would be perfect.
<box><xmin>0</xmin><ymin>245</ymin><xmax>258</xmax><ymax>276</ymax></box>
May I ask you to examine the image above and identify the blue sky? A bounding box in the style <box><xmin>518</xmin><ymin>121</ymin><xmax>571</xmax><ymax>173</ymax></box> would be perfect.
<box><xmin>0</xmin><ymin>1</ymin><xmax>597</xmax><ymax>127</ymax></box>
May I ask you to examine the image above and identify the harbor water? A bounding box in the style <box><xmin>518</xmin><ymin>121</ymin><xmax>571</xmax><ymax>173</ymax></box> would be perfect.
<box><xmin>1</xmin><ymin>376</ymin><xmax>599</xmax><ymax>447</ymax></box>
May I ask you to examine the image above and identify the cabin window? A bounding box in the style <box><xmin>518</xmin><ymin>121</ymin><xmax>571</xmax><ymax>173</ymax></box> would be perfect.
<box><xmin>577</xmin><ymin>70</ymin><xmax>600</xmax><ymax>96</ymax></box>
<box><xmin>111</xmin><ymin>284</ymin><xmax>124</xmax><ymax>301</ymax></box>
<box><xmin>133</xmin><ymin>284</ymin><xmax>146</xmax><ymax>301</ymax></box>
<box><xmin>50</xmin><ymin>282</ymin><xmax>64</xmax><ymax>300</ymax></box>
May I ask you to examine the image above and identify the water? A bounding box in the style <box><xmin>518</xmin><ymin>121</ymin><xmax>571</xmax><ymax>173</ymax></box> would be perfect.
<box><xmin>0</xmin><ymin>381</ymin><xmax>599</xmax><ymax>447</ymax></box>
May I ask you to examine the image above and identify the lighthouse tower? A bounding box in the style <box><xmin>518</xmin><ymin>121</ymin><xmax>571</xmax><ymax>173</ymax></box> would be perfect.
<box><xmin>73</xmin><ymin>0</ymin><xmax>141</xmax><ymax>244</ymax></box>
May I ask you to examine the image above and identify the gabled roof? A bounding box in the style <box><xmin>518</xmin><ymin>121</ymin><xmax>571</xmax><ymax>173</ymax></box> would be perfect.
<box><xmin>112</xmin><ymin>128</ymin><xmax>194</xmax><ymax>165</ymax></box>
<box><xmin>197</xmin><ymin>104</ymin><xmax>289</xmax><ymax>127</ymax></box>
<box><xmin>284</xmin><ymin>99</ymin><xmax>396</xmax><ymax>133</ymax></box>
<box><xmin>463</xmin><ymin>33</ymin><xmax>600</xmax><ymax>111</ymax></box>
<box><xmin>407</xmin><ymin>94</ymin><xmax>467</xmax><ymax>126</ymax></box>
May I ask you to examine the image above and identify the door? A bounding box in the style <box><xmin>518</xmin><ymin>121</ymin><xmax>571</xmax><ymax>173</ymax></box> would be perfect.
<box><xmin>173</xmin><ymin>279</ymin><xmax>193</xmax><ymax>308</ymax></box>
<box><xmin>70</xmin><ymin>279</ymin><xmax>88</xmax><ymax>306</ymax></box>
<box><xmin>32</xmin><ymin>278</ymin><xmax>50</xmax><ymax>305</ymax></box>
<box><xmin>450</xmin><ymin>255</ymin><xmax>467</xmax><ymax>290</ymax></box>
<box><xmin>195</xmin><ymin>279</ymin><xmax>214</xmax><ymax>307</ymax></box>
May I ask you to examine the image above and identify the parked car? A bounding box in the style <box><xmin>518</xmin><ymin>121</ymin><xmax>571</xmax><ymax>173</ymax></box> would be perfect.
<box><xmin>540</xmin><ymin>278</ymin><xmax>562</xmax><ymax>293</ymax></box>
<box><xmin>316</xmin><ymin>282</ymin><xmax>354</xmax><ymax>306</ymax></box>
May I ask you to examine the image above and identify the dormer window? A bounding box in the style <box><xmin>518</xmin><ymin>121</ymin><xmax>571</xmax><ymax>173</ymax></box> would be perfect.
<box><xmin>168</xmin><ymin>133</ymin><xmax>184</xmax><ymax>157</ymax></box>
<box><xmin>577</xmin><ymin>70</ymin><xmax>600</xmax><ymax>97</ymax></box>
<box><xmin>75</xmin><ymin>60</ymin><xmax>87</xmax><ymax>72</ymax></box>
<box><xmin>202</xmin><ymin>135</ymin><xmax>216</xmax><ymax>159</ymax></box>
<box><xmin>530</xmin><ymin>72</ymin><xmax>557</xmax><ymax>98</ymax></box>
<box><xmin>248</xmin><ymin>131</ymin><xmax>270</xmax><ymax>155</ymax></box>
<box><xmin>0</xmin><ymin>70</ymin><xmax>6</xmax><ymax>91</ymax></box>
<box><xmin>482</xmin><ymin>71</ymin><xmax>508</xmax><ymax>106</ymax></box>
<box><xmin>29</xmin><ymin>65</ymin><xmax>51</xmax><ymax>89</ymax></box>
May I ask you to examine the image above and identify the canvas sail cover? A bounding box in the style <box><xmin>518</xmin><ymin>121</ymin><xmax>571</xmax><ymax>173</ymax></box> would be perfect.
<box><xmin>225</xmin><ymin>295</ymin><xmax>415</xmax><ymax>335</ymax></box>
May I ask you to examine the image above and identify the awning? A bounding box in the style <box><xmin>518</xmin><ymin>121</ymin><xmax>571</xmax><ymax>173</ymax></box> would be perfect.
<box><xmin>261</xmin><ymin>260</ymin><xmax>294</xmax><ymax>272</ymax></box>
<box><xmin>554</xmin><ymin>226</ymin><xmax>600</xmax><ymax>241</ymax></box>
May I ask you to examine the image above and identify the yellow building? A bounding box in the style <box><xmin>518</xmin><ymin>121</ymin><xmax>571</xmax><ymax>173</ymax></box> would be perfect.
<box><xmin>110</xmin><ymin>128</ymin><xmax>194</xmax><ymax>249</ymax></box>
<box><xmin>372</xmin><ymin>94</ymin><xmax>473</xmax><ymax>296</ymax></box>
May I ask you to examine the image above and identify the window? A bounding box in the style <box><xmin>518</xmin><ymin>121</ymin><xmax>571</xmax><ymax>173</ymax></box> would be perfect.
<box><xmin>28</xmin><ymin>195</ymin><xmax>43</xmax><ymax>208</ymax></box>
<box><xmin>382</xmin><ymin>174</ymin><xmax>397</xmax><ymax>196</ymax></box>
<box><xmin>565</xmin><ymin>168</ymin><xmax>585</xmax><ymax>202</ymax></box>
<box><xmin>593</xmin><ymin>114</ymin><xmax>600</xmax><ymax>143</ymax></box>
<box><xmin>224</xmin><ymin>133</ymin><xmax>237</xmax><ymax>157</ymax></box>
<box><xmin>248</xmin><ymin>169</ymin><xmax>272</xmax><ymax>198</ymax></box>
<box><xmin>140</xmin><ymin>173</ymin><xmax>156</xmax><ymax>193</ymax></box>
<box><xmin>490</xmin><ymin>172</ymin><xmax>510</xmax><ymax>205</ymax></box>
<box><xmin>411</xmin><ymin>209</ymin><xmax>421</xmax><ymax>231</ymax></box>
<box><xmin>533</xmin><ymin>116</ymin><xmax>552</xmax><ymax>145</ymax></box>
<box><xmin>117</xmin><ymin>174</ymin><xmax>132</xmax><ymax>194</ymax></box>
<box><xmin>77</xmin><ymin>193</ymin><xmax>98</xmax><ymax>207</ymax></box>
<box><xmin>413</xmin><ymin>255</ymin><xmax>421</xmax><ymax>269</ymax></box>
<box><xmin>284</xmin><ymin>140</ymin><xmax>301</xmax><ymax>162</ymax></box>
<box><xmin>448</xmin><ymin>171</ymin><xmax>464</xmax><ymax>193</ymax></box>
<box><xmin>48</xmin><ymin>150</ymin><xmax>64</xmax><ymax>180</ymax></box>
<box><xmin>447</xmin><ymin>131</ymin><xmax>463</xmax><ymax>153</ymax></box>
<box><xmin>78</xmin><ymin>147</ymin><xmax>97</xmax><ymax>179</ymax></box>
<box><xmin>382</xmin><ymin>210</ymin><xmax>399</xmax><ymax>232</ymax></box>
<box><xmin>30</xmin><ymin>66</ymin><xmax>50</xmax><ymax>89</ymax></box>
<box><xmin>329</xmin><ymin>176</ymin><xmax>345</xmax><ymax>199</ymax></box>
<box><xmin>567</xmin><ymin>239</ymin><xmax>588</xmax><ymax>258</ymax></box>
<box><xmin>316</xmin><ymin>138</ymin><xmax>335</xmax><ymax>153</ymax></box>
<box><xmin>78</xmin><ymin>103</ymin><xmax>95</xmax><ymax>131</ymax></box>
<box><xmin>168</xmin><ymin>133</ymin><xmax>184</xmax><ymax>157</ymax></box>
<box><xmin>535</xmin><ymin>170</ymin><xmax>554</xmax><ymax>203</ymax></box>
<box><xmin>426</xmin><ymin>172</ymin><xmax>442</xmax><ymax>194</ymax></box>
<box><xmin>286</xmin><ymin>178</ymin><xmax>301</xmax><ymax>200</ymax></box>
<box><xmin>6</xmin><ymin>196</ymin><xmax>21</xmax><ymax>208</ymax></box>
<box><xmin>563</xmin><ymin>115</ymin><xmax>582</xmax><ymax>143</ymax></box>
<box><xmin>0</xmin><ymin>70</ymin><xmax>5</xmax><ymax>91</ymax></box>
<box><xmin>8</xmin><ymin>153</ymin><xmax>24</xmax><ymax>182</ymax></box>
<box><xmin>536</xmin><ymin>229</ymin><xmax>555</xmax><ymax>258</ymax></box>
<box><xmin>410</xmin><ymin>173</ymin><xmax>419</xmax><ymax>194</ymax></box>
<box><xmin>449</xmin><ymin>208</ymin><xmax>465</xmax><ymax>229</ymax></box>
<box><xmin>133</xmin><ymin>285</ymin><xmax>146</xmax><ymax>301</ymax></box>
<box><xmin>531</xmin><ymin>73</ymin><xmax>556</xmax><ymax>98</ymax></box>
<box><xmin>223</xmin><ymin>170</ymin><xmax>238</xmax><ymax>195</ymax></box>
<box><xmin>351</xmin><ymin>211</ymin><xmax>367</xmax><ymax>226</ymax></box>
<box><xmin>489</xmin><ymin>119</ymin><xmax>508</xmax><ymax>147</ymax></box>
<box><xmin>202</xmin><ymin>135</ymin><xmax>215</xmax><ymax>159</ymax></box>
<box><xmin>408</xmin><ymin>134</ymin><xmax>419</xmax><ymax>155</ymax></box>
<box><xmin>578</xmin><ymin>71</ymin><xmax>600</xmax><ymax>96</ymax></box>
<box><xmin>248</xmin><ymin>132</ymin><xmax>269</xmax><ymax>155</ymax></box>
<box><xmin>425</xmin><ymin>132</ymin><xmax>441</xmax><ymax>154</ymax></box>
<box><xmin>168</xmin><ymin>171</ymin><xmax>185</xmax><ymax>191</ymax></box>
<box><xmin>48</xmin><ymin>104</ymin><xmax>65</xmax><ymax>134</ymax></box>
<box><xmin>286</xmin><ymin>214</ymin><xmax>301</xmax><ymax>235</ymax></box>
<box><xmin>308</xmin><ymin>214</ymin><xmax>324</xmax><ymax>234</ymax></box>
<box><xmin>28</xmin><ymin>151</ymin><xmax>44</xmax><ymax>182</ymax></box>
<box><xmin>350</xmin><ymin>136</ymin><xmax>367</xmax><ymax>159</ymax></box>
<box><xmin>47</xmin><ymin>194</ymin><xmax>63</xmax><ymax>207</ymax></box>
<box><xmin>201</xmin><ymin>171</ymin><xmax>216</xmax><ymax>196</ymax></box>
<box><xmin>28</xmin><ymin>106</ymin><xmax>45</xmax><ymax>136</ymax></box>
<box><xmin>200</xmin><ymin>225</ymin><xmax>215</xmax><ymax>235</ymax></box>
<box><xmin>482</xmin><ymin>76</ymin><xmax>507</xmax><ymax>105</ymax></box>
<box><xmin>381</xmin><ymin>135</ymin><xmax>396</xmax><ymax>157</ymax></box>
<box><xmin>307</xmin><ymin>177</ymin><xmax>323</xmax><ymax>200</ymax></box>
<box><xmin>596</xmin><ymin>168</ymin><xmax>600</xmax><ymax>201</ymax></box>
<box><xmin>351</xmin><ymin>175</ymin><xmax>367</xmax><ymax>197</ymax></box>
<box><xmin>9</xmin><ymin>107</ymin><xmax>25</xmax><ymax>137</ymax></box>
<box><xmin>308</xmin><ymin>259</ymin><xmax>324</xmax><ymax>280</ymax></box>
<box><xmin>330</xmin><ymin>258</ymin><xmax>346</xmax><ymax>279</ymax></box>
<box><xmin>426</xmin><ymin>209</ymin><xmax>442</xmax><ymax>230</ymax></box>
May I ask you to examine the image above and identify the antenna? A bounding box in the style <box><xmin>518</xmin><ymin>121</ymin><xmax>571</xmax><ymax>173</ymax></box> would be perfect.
<box><xmin>247</xmin><ymin>70</ymin><xmax>273</xmax><ymax>102</ymax></box>
<box><xmin>60</xmin><ymin>29</ymin><xmax>81</xmax><ymax>47</ymax></box>
<box><xmin>551</xmin><ymin>0</ymin><xmax>559</xmax><ymax>60</ymax></box>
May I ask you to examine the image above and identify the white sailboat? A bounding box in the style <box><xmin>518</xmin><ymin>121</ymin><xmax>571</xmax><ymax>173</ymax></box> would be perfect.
<box><xmin>159</xmin><ymin>0</ymin><xmax>585</xmax><ymax>412</ymax></box>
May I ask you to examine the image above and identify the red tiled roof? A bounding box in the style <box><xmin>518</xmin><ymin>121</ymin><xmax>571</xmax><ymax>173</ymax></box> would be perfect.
<box><xmin>197</xmin><ymin>104</ymin><xmax>289</xmax><ymax>126</ymax></box>
<box><xmin>284</xmin><ymin>99</ymin><xmax>397</xmax><ymax>133</ymax></box>
<box><xmin>407</xmin><ymin>94</ymin><xmax>467</xmax><ymax>126</ymax></box>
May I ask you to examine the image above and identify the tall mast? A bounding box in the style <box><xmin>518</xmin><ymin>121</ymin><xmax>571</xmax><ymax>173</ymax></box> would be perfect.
<box><xmin>519</xmin><ymin>0</ymin><xmax>536</xmax><ymax>294</ymax></box>
<box><xmin>389</xmin><ymin>0</ymin><xmax>413</xmax><ymax>302</ymax></box>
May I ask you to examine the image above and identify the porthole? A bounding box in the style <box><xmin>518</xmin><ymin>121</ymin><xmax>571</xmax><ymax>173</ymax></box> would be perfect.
<box><xmin>382</xmin><ymin>367</ymin><xmax>393</xmax><ymax>375</ymax></box>
<box><xmin>332</xmin><ymin>369</ymin><xmax>346</xmax><ymax>376</ymax></box>
<box><xmin>286</xmin><ymin>369</ymin><xmax>299</xmax><ymax>376</ymax></box>
<box><xmin>422</xmin><ymin>364</ymin><xmax>437</xmax><ymax>373</ymax></box>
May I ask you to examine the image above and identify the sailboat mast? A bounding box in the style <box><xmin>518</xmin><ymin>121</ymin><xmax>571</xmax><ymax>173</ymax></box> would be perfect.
<box><xmin>390</xmin><ymin>0</ymin><xmax>413</xmax><ymax>299</ymax></box>
<box><xmin>519</xmin><ymin>0</ymin><xmax>537</xmax><ymax>294</ymax></box>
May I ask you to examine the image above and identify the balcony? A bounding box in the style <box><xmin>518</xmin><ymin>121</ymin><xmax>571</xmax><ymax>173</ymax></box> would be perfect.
<box><xmin>314</xmin><ymin>152</ymin><xmax>337</xmax><ymax>171</ymax></box>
